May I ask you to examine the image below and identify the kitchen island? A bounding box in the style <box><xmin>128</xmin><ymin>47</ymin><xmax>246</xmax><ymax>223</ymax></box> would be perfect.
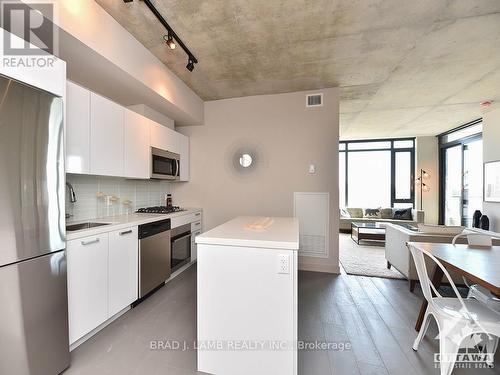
<box><xmin>196</xmin><ymin>216</ymin><xmax>299</xmax><ymax>375</ymax></box>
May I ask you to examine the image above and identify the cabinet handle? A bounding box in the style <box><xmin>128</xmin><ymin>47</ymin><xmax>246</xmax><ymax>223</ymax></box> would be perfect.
<box><xmin>119</xmin><ymin>230</ymin><xmax>133</xmax><ymax>236</ymax></box>
<box><xmin>194</xmin><ymin>222</ymin><xmax>201</xmax><ymax>226</ymax></box>
<box><xmin>194</xmin><ymin>231</ymin><xmax>201</xmax><ymax>236</ymax></box>
<box><xmin>81</xmin><ymin>238</ymin><xmax>100</xmax><ymax>246</ymax></box>
<box><xmin>195</xmin><ymin>213</ymin><xmax>201</xmax><ymax>217</ymax></box>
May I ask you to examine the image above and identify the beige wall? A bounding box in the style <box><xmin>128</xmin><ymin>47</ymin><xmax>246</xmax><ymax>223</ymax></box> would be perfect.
<box><xmin>415</xmin><ymin>136</ymin><xmax>439</xmax><ymax>224</ymax></box>
<box><xmin>482</xmin><ymin>106</ymin><xmax>500</xmax><ymax>231</ymax></box>
<box><xmin>173</xmin><ymin>88</ymin><xmax>340</xmax><ymax>273</ymax></box>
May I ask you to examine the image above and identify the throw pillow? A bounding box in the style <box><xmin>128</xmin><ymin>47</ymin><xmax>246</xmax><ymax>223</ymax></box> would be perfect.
<box><xmin>340</xmin><ymin>208</ymin><xmax>351</xmax><ymax>218</ymax></box>
<box><xmin>346</xmin><ymin>208</ymin><xmax>363</xmax><ymax>218</ymax></box>
<box><xmin>380</xmin><ymin>208</ymin><xmax>393</xmax><ymax>219</ymax></box>
<box><xmin>393</xmin><ymin>208</ymin><xmax>413</xmax><ymax>220</ymax></box>
<box><xmin>364</xmin><ymin>208</ymin><xmax>381</xmax><ymax>219</ymax></box>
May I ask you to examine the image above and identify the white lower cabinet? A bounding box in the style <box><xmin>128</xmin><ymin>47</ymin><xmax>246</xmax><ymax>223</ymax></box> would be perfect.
<box><xmin>67</xmin><ymin>226</ymin><xmax>138</xmax><ymax>345</ymax></box>
<box><xmin>108</xmin><ymin>227</ymin><xmax>138</xmax><ymax>317</ymax></box>
<box><xmin>67</xmin><ymin>234</ymin><xmax>109</xmax><ymax>345</ymax></box>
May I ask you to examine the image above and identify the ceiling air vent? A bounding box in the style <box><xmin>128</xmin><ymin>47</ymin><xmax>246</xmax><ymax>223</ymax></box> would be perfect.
<box><xmin>306</xmin><ymin>93</ymin><xmax>323</xmax><ymax>107</ymax></box>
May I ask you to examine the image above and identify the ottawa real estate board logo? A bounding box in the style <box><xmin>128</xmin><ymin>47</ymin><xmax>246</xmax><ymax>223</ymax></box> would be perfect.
<box><xmin>1</xmin><ymin>1</ymin><xmax>58</xmax><ymax>69</ymax></box>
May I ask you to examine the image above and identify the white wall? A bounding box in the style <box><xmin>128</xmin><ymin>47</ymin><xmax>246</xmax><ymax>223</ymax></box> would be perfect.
<box><xmin>173</xmin><ymin>88</ymin><xmax>340</xmax><ymax>273</ymax></box>
<box><xmin>482</xmin><ymin>106</ymin><xmax>500</xmax><ymax>231</ymax></box>
<box><xmin>415</xmin><ymin>136</ymin><xmax>439</xmax><ymax>224</ymax></box>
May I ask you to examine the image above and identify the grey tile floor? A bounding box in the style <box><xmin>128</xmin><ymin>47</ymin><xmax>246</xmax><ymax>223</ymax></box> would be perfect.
<box><xmin>63</xmin><ymin>264</ymin><xmax>500</xmax><ymax>375</ymax></box>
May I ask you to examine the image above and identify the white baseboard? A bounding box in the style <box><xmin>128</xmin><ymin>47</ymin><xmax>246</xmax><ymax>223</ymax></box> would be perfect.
<box><xmin>70</xmin><ymin>306</ymin><xmax>130</xmax><ymax>351</ymax></box>
<box><xmin>299</xmin><ymin>262</ymin><xmax>339</xmax><ymax>274</ymax></box>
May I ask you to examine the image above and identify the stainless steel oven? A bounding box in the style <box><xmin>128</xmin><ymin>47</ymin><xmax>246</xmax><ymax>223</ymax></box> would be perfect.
<box><xmin>171</xmin><ymin>224</ymin><xmax>191</xmax><ymax>272</ymax></box>
<box><xmin>151</xmin><ymin>147</ymin><xmax>180</xmax><ymax>180</ymax></box>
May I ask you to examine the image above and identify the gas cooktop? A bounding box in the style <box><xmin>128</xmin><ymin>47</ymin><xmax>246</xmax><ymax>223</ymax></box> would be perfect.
<box><xmin>136</xmin><ymin>206</ymin><xmax>185</xmax><ymax>214</ymax></box>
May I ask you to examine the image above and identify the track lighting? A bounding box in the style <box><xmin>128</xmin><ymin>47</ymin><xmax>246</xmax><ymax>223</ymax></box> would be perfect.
<box><xmin>123</xmin><ymin>0</ymin><xmax>198</xmax><ymax>72</ymax></box>
<box><xmin>186</xmin><ymin>57</ymin><xmax>195</xmax><ymax>72</ymax></box>
<box><xmin>163</xmin><ymin>33</ymin><xmax>176</xmax><ymax>50</ymax></box>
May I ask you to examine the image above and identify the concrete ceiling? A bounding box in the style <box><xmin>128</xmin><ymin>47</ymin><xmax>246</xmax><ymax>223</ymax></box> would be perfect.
<box><xmin>96</xmin><ymin>0</ymin><xmax>500</xmax><ymax>138</ymax></box>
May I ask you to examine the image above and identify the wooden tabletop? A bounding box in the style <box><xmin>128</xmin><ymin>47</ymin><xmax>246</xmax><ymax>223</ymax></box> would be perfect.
<box><xmin>409</xmin><ymin>242</ymin><xmax>500</xmax><ymax>296</ymax></box>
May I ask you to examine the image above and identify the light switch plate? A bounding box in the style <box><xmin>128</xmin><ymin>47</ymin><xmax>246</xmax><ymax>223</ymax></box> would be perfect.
<box><xmin>277</xmin><ymin>254</ymin><xmax>290</xmax><ymax>274</ymax></box>
<box><xmin>308</xmin><ymin>164</ymin><xmax>316</xmax><ymax>174</ymax></box>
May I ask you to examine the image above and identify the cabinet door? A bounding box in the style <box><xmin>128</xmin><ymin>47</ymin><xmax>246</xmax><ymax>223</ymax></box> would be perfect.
<box><xmin>67</xmin><ymin>234</ymin><xmax>109</xmax><ymax>344</ymax></box>
<box><xmin>150</xmin><ymin>121</ymin><xmax>178</xmax><ymax>153</ymax></box>
<box><xmin>124</xmin><ymin>109</ymin><xmax>150</xmax><ymax>179</ymax></box>
<box><xmin>177</xmin><ymin>133</ymin><xmax>190</xmax><ymax>181</ymax></box>
<box><xmin>66</xmin><ymin>82</ymin><xmax>90</xmax><ymax>174</ymax></box>
<box><xmin>90</xmin><ymin>93</ymin><xmax>124</xmax><ymax>176</ymax></box>
<box><xmin>108</xmin><ymin>227</ymin><xmax>138</xmax><ymax>317</ymax></box>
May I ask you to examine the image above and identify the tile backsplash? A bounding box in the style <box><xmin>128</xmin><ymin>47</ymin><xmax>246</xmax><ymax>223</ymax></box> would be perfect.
<box><xmin>66</xmin><ymin>174</ymin><xmax>171</xmax><ymax>221</ymax></box>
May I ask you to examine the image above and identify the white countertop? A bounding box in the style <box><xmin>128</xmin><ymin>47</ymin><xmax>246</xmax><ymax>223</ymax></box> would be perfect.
<box><xmin>66</xmin><ymin>208</ymin><xmax>202</xmax><ymax>241</ymax></box>
<box><xmin>195</xmin><ymin>216</ymin><xmax>299</xmax><ymax>250</ymax></box>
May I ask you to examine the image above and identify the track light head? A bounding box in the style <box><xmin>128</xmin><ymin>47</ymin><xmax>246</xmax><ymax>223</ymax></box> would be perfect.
<box><xmin>186</xmin><ymin>57</ymin><xmax>195</xmax><ymax>72</ymax></box>
<box><xmin>163</xmin><ymin>33</ymin><xmax>176</xmax><ymax>50</ymax></box>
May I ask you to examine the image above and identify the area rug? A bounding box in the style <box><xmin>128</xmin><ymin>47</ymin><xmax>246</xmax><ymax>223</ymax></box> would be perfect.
<box><xmin>339</xmin><ymin>233</ymin><xmax>405</xmax><ymax>279</ymax></box>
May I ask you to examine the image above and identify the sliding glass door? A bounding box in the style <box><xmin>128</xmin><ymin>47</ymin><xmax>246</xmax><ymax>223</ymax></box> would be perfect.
<box><xmin>463</xmin><ymin>139</ymin><xmax>483</xmax><ymax>226</ymax></box>
<box><xmin>439</xmin><ymin>120</ymin><xmax>483</xmax><ymax>226</ymax></box>
<box><xmin>443</xmin><ymin>146</ymin><xmax>462</xmax><ymax>225</ymax></box>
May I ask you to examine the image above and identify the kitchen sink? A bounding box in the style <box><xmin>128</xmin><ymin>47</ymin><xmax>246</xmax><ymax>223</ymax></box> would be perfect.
<box><xmin>66</xmin><ymin>222</ymin><xmax>112</xmax><ymax>232</ymax></box>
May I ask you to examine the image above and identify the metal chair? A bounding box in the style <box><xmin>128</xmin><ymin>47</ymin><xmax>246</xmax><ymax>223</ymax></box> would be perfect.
<box><xmin>408</xmin><ymin>243</ymin><xmax>500</xmax><ymax>374</ymax></box>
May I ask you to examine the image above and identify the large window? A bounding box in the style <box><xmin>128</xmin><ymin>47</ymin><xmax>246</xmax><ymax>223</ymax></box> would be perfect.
<box><xmin>438</xmin><ymin>120</ymin><xmax>483</xmax><ymax>226</ymax></box>
<box><xmin>339</xmin><ymin>138</ymin><xmax>415</xmax><ymax>208</ymax></box>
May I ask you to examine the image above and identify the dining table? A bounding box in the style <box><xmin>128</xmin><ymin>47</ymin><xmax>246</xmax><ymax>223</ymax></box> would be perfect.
<box><xmin>409</xmin><ymin>242</ymin><xmax>500</xmax><ymax>331</ymax></box>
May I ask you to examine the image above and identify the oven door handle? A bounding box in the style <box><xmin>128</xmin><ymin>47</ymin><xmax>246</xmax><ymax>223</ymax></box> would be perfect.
<box><xmin>176</xmin><ymin>159</ymin><xmax>180</xmax><ymax>179</ymax></box>
<box><xmin>172</xmin><ymin>232</ymin><xmax>191</xmax><ymax>243</ymax></box>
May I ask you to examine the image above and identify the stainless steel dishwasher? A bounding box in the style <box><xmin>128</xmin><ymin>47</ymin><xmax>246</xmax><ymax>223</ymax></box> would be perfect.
<box><xmin>138</xmin><ymin>219</ymin><xmax>171</xmax><ymax>298</ymax></box>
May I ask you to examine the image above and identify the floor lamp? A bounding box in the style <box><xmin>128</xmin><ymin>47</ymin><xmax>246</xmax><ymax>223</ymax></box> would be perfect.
<box><xmin>416</xmin><ymin>169</ymin><xmax>430</xmax><ymax>210</ymax></box>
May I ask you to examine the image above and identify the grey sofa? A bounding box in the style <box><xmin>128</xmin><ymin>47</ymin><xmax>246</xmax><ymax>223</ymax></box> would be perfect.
<box><xmin>384</xmin><ymin>224</ymin><xmax>500</xmax><ymax>291</ymax></box>
<box><xmin>339</xmin><ymin>208</ymin><xmax>424</xmax><ymax>232</ymax></box>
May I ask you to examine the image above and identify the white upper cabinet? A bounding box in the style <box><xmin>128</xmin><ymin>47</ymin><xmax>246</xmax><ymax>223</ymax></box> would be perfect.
<box><xmin>66</xmin><ymin>82</ymin><xmax>90</xmax><ymax>174</ymax></box>
<box><xmin>90</xmin><ymin>93</ymin><xmax>124</xmax><ymax>177</ymax></box>
<box><xmin>177</xmin><ymin>132</ymin><xmax>190</xmax><ymax>181</ymax></box>
<box><xmin>150</xmin><ymin>121</ymin><xmax>178</xmax><ymax>153</ymax></box>
<box><xmin>65</xmin><ymin>84</ymin><xmax>189</xmax><ymax>180</ymax></box>
<box><xmin>124</xmin><ymin>109</ymin><xmax>150</xmax><ymax>179</ymax></box>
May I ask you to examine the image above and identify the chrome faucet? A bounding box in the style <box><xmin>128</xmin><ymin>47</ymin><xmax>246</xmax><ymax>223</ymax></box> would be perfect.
<box><xmin>66</xmin><ymin>182</ymin><xmax>77</xmax><ymax>203</ymax></box>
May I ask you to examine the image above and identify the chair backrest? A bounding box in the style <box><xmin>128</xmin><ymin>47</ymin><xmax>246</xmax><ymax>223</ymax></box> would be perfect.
<box><xmin>407</xmin><ymin>243</ymin><xmax>469</xmax><ymax>315</ymax></box>
<box><xmin>452</xmin><ymin>232</ymin><xmax>493</xmax><ymax>247</ymax></box>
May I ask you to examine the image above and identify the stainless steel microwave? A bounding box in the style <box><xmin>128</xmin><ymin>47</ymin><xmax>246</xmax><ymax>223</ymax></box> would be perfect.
<box><xmin>151</xmin><ymin>147</ymin><xmax>180</xmax><ymax>180</ymax></box>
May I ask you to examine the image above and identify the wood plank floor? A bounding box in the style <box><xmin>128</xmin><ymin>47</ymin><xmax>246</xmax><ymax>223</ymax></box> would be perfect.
<box><xmin>64</xmin><ymin>263</ymin><xmax>500</xmax><ymax>374</ymax></box>
<box><xmin>299</xmin><ymin>269</ymin><xmax>500</xmax><ymax>375</ymax></box>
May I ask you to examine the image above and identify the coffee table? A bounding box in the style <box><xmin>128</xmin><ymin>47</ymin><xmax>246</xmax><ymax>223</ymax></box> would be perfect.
<box><xmin>351</xmin><ymin>222</ymin><xmax>386</xmax><ymax>244</ymax></box>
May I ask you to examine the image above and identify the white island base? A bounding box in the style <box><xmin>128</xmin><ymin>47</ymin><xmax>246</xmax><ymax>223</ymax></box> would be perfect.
<box><xmin>196</xmin><ymin>217</ymin><xmax>299</xmax><ymax>375</ymax></box>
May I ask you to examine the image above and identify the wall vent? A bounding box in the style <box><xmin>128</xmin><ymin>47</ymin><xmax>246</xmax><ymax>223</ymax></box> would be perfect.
<box><xmin>306</xmin><ymin>93</ymin><xmax>323</xmax><ymax>107</ymax></box>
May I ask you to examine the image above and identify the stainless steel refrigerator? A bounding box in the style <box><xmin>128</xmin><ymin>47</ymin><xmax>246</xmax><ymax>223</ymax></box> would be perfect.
<box><xmin>0</xmin><ymin>75</ymin><xmax>69</xmax><ymax>374</ymax></box>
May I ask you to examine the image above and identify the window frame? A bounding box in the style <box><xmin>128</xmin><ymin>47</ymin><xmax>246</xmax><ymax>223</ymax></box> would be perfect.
<box><xmin>339</xmin><ymin>138</ymin><xmax>415</xmax><ymax>208</ymax></box>
<box><xmin>437</xmin><ymin>118</ymin><xmax>483</xmax><ymax>225</ymax></box>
